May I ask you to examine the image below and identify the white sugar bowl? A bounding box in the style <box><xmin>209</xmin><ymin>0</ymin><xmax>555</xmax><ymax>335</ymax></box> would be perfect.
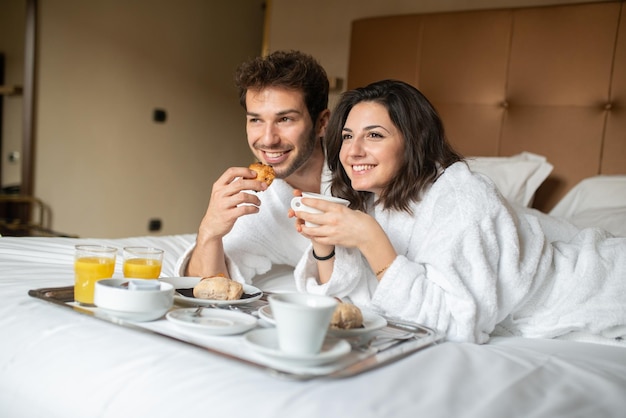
<box><xmin>94</xmin><ymin>278</ymin><xmax>174</xmax><ymax>322</ymax></box>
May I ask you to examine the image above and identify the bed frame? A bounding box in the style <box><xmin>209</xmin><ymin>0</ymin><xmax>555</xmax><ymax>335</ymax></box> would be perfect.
<box><xmin>347</xmin><ymin>1</ymin><xmax>626</xmax><ymax>212</ymax></box>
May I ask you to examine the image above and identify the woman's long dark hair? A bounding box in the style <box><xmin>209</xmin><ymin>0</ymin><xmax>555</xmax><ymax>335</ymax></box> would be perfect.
<box><xmin>325</xmin><ymin>79</ymin><xmax>463</xmax><ymax>213</ymax></box>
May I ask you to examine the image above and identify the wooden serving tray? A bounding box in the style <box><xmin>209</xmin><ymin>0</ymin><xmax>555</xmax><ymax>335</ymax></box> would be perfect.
<box><xmin>28</xmin><ymin>285</ymin><xmax>444</xmax><ymax>380</ymax></box>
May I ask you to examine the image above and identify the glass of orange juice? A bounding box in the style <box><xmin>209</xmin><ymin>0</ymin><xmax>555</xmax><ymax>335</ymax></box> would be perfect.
<box><xmin>123</xmin><ymin>247</ymin><xmax>164</xmax><ymax>279</ymax></box>
<box><xmin>74</xmin><ymin>244</ymin><xmax>117</xmax><ymax>306</ymax></box>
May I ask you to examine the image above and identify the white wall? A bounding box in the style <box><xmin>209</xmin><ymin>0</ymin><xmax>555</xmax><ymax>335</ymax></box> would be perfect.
<box><xmin>34</xmin><ymin>0</ymin><xmax>265</xmax><ymax>238</ymax></box>
<box><xmin>265</xmin><ymin>0</ymin><xmax>610</xmax><ymax>108</ymax></box>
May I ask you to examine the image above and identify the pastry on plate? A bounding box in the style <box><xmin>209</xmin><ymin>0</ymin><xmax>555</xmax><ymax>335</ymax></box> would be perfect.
<box><xmin>193</xmin><ymin>275</ymin><xmax>244</xmax><ymax>301</ymax></box>
<box><xmin>331</xmin><ymin>302</ymin><xmax>364</xmax><ymax>329</ymax></box>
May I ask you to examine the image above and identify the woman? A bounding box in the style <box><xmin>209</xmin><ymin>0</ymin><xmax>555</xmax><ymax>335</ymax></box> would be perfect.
<box><xmin>291</xmin><ymin>79</ymin><xmax>626</xmax><ymax>345</ymax></box>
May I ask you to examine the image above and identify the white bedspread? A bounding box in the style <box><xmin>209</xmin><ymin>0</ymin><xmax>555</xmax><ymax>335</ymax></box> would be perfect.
<box><xmin>1</xmin><ymin>235</ymin><xmax>625</xmax><ymax>418</ymax></box>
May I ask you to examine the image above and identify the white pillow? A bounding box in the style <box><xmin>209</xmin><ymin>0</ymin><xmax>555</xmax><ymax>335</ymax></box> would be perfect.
<box><xmin>549</xmin><ymin>175</ymin><xmax>626</xmax><ymax>237</ymax></box>
<box><xmin>466</xmin><ymin>152</ymin><xmax>554</xmax><ymax>207</ymax></box>
<box><xmin>566</xmin><ymin>207</ymin><xmax>626</xmax><ymax>237</ymax></box>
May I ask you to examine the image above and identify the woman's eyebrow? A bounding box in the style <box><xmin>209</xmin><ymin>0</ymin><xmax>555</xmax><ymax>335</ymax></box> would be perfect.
<box><xmin>364</xmin><ymin>124</ymin><xmax>392</xmax><ymax>134</ymax></box>
<box><xmin>342</xmin><ymin>125</ymin><xmax>390</xmax><ymax>133</ymax></box>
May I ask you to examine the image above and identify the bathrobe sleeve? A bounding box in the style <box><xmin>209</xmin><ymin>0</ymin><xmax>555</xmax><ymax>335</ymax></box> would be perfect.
<box><xmin>175</xmin><ymin>179</ymin><xmax>310</xmax><ymax>284</ymax></box>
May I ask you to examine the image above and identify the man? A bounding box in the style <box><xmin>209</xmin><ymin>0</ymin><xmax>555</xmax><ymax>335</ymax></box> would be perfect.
<box><xmin>175</xmin><ymin>50</ymin><xmax>331</xmax><ymax>286</ymax></box>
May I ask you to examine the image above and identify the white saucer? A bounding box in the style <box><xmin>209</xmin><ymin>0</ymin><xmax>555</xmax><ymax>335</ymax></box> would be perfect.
<box><xmin>160</xmin><ymin>277</ymin><xmax>262</xmax><ymax>306</ymax></box>
<box><xmin>257</xmin><ymin>304</ymin><xmax>276</xmax><ymax>324</ymax></box>
<box><xmin>243</xmin><ymin>328</ymin><xmax>351</xmax><ymax>366</ymax></box>
<box><xmin>166</xmin><ymin>308</ymin><xmax>257</xmax><ymax>335</ymax></box>
<box><xmin>328</xmin><ymin>311</ymin><xmax>388</xmax><ymax>337</ymax></box>
<box><xmin>257</xmin><ymin>305</ymin><xmax>387</xmax><ymax>337</ymax></box>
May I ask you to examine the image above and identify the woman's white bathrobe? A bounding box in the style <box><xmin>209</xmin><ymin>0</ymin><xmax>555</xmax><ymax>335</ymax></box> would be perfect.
<box><xmin>294</xmin><ymin>162</ymin><xmax>626</xmax><ymax>345</ymax></box>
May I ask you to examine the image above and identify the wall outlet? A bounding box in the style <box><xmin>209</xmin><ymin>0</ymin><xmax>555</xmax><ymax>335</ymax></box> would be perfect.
<box><xmin>153</xmin><ymin>108</ymin><xmax>167</xmax><ymax>123</ymax></box>
<box><xmin>148</xmin><ymin>218</ymin><xmax>162</xmax><ymax>232</ymax></box>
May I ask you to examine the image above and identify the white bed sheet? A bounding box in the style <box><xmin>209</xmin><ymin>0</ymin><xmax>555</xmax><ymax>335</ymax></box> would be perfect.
<box><xmin>1</xmin><ymin>235</ymin><xmax>625</xmax><ymax>418</ymax></box>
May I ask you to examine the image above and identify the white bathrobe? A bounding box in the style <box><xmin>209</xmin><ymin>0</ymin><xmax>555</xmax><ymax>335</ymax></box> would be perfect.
<box><xmin>294</xmin><ymin>162</ymin><xmax>626</xmax><ymax>345</ymax></box>
<box><xmin>174</xmin><ymin>166</ymin><xmax>332</xmax><ymax>283</ymax></box>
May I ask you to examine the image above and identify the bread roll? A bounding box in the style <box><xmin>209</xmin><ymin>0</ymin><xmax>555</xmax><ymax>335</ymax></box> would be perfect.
<box><xmin>249</xmin><ymin>162</ymin><xmax>275</xmax><ymax>186</ymax></box>
<box><xmin>331</xmin><ymin>302</ymin><xmax>364</xmax><ymax>329</ymax></box>
<box><xmin>193</xmin><ymin>276</ymin><xmax>244</xmax><ymax>301</ymax></box>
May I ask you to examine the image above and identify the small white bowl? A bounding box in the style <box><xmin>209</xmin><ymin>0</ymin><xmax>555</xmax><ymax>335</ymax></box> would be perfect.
<box><xmin>94</xmin><ymin>278</ymin><xmax>174</xmax><ymax>322</ymax></box>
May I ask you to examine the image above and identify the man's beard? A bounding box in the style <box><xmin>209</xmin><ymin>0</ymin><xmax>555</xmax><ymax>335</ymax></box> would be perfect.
<box><xmin>273</xmin><ymin>130</ymin><xmax>318</xmax><ymax>179</ymax></box>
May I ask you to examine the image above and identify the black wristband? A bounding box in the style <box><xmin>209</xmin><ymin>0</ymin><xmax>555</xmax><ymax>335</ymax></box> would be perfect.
<box><xmin>312</xmin><ymin>247</ymin><xmax>335</xmax><ymax>261</ymax></box>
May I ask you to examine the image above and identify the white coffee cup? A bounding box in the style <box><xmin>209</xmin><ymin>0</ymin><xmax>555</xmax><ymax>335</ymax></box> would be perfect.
<box><xmin>290</xmin><ymin>192</ymin><xmax>350</xmax><ymax>227</ymax></box>
<box><xmin>268</xmin><ymin>293</ymin><xmax>338</xmax><ymax>355</ymax></box>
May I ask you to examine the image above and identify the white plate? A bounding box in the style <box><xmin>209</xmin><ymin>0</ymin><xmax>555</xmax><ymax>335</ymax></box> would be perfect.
<box><xmin>160</xmin><ymin>277</ymin><xmax>262</xmax><ymax>306</ymax></box>
<box><xmin>257</xmin><ymin>305</ymin><xmax>387</xmax><ymax>337</ymax></box>
<box><xmin>328</xmin><ymin>310</ymin><xmax>388</xmax><ymax>337</ymax></box>
<box><xmin>95</xmin><ymin>307</ymin><xmax>169</xmax><ymax>322</ymax></box>
<box><xmin>166</xmin><ymin>308</ymin><xmax>257</xmax><ymax>335</ymax></box>
<box><xmin>243</xmin><ymin>328</ymin><xmax>351</xmax><ymax>366</ymax></box>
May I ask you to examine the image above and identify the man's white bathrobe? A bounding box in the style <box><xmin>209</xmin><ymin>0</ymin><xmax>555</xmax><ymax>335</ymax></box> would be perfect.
<box><xmin>174</xmin><ymin>168</ymin><xmax>332</xmax><ymax>283</ymax></box>
<box><xmin>295</xmin><ymin>162</ymin><xmax>626</xmax><ymax>345</ymax></box>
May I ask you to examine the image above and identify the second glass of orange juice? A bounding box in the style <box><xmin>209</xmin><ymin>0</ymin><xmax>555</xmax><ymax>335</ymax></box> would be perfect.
<box><xmin>123</xmin><ymin>247</ymin><xmax>164</xmax><ymax>279</ymax></box>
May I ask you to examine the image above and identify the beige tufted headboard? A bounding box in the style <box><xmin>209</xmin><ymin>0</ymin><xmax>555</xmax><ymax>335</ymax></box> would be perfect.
<box><xmin>347</xmin><ymin>1</ymin><xmax>626</xmax><ymax>212</ymax></box>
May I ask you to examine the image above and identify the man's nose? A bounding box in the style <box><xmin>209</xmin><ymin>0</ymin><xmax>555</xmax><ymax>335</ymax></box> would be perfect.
<box><xmin>258</xmin><ymin>123</ymin><xmax>281</xmax><ymax>146</ymax></box>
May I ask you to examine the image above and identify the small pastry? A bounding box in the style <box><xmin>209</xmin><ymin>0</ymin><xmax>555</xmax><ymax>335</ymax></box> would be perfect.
<box><xmin>193</xmin><ymin>275</ymin><xmax>243</xmax><ymax>300</ymax></box>
<box><xmin>331</xmin><ymin>302</ymin><xmax>364</xmax><ymax>329</ymax></box>
<box><xmin>249</xmin><ymin>162</ymin><xmax>275</xmax><ymax>186</ymax></box>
